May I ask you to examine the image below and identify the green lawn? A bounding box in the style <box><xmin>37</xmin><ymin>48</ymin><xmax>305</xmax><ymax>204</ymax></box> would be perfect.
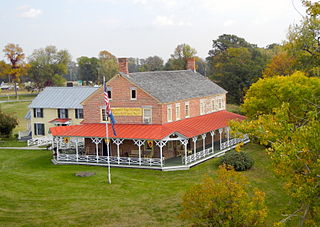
<box><xmin>0</xmin><ymin>101</ymin><xmax>31</xmax><ymax>134</ymax></box>
<box><xmin>226</xmin><ymin>104</ymin><xmax>241</xmax><ymax>114</ymax></box>
<box><xmin>0</xmin><ymin>143</ymin><xmax>294</xmax><ymax>226</ymax></box>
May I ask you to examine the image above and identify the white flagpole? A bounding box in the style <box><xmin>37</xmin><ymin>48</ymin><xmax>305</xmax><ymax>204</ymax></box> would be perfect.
<box><xmin>104</xmin><ymin>76</ymin><xmax>112</xmax><ymax>184</ymax></box>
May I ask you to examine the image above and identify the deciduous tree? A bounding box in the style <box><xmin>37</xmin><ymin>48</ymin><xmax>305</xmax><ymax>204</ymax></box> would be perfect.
<box><xmin>165</xmin><ymin>43</ymin><xmax>197</xmax><ymax>70</ymax></box>
<box><xmin>28</xmin><ymin>46</ymin><xmax>70</xmax><ymax>89</ymax></box>
<box><xmin>230</xmin><ymin>73</ymin><xmax>320</xmax><ymax>225</ymax></box>
<box><xmin>180</xmin><ymin>166</ymin><xmax>267</xmax><ymax>226</ymax></box>
<box><xmin>77</xmin><ymin>56</ymin><xmax>99</xmax><ymax>82</ymax></box>
<box><xmin>3</xmin><ymin>44</ymin><xmax>30</xmax><ymax>97</ymax></box>
<box><xmin>98</xmin><ymin>50</ymin><xmax>118</xmax><ymax>82</ymax></box>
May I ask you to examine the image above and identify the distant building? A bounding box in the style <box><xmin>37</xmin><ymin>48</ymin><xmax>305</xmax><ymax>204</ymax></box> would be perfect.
<box><xmin>50</xmin><ymin>58</ymin><xmax>249</xmax><ymax>171</ymax></box>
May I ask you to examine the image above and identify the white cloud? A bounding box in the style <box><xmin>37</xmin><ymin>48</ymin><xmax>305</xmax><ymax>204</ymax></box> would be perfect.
<box><xmin>154</xmin><ymin>15</ymin><xmax>191</xmax><ymax>27</ymax></box>
<box><xmin>18</xmin><ymin>6</ymin><xmax>42</xmax><ymax>18</ymax></box>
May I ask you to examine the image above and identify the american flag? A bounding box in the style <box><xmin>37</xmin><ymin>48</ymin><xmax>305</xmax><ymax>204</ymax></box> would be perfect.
<box><xmin>104</xmin><ymin>81</ymin><xmax>117</xmax><ymax>136</ymax></box>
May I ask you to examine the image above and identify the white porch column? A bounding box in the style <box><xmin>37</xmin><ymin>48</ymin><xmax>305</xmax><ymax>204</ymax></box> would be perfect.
<box><xmin>179</xmin><ymin>139</ymin><xmax>188</xmax><ymax>165</ymax></box>
<box><xmin>56</xmin><ymin>137</ymin><xmax>60</xmax><ymax>161</ymax></box>
<box><xmin>112</xmin><ymin>138</ymin><xmax>124</xmax><ymax>164</ymax></box>
<box><xmin>192</xmin><ymin>137</ymin><xmax>197</xmax><ymax>155</ymax></box>
<box><xmin>91</xmin><ymin>138</ymin><xmax>102</xmax><ymax>163</ymax></box>
<box><xmin>210</xmin><ymin>131</ymin><xmax>215</xmax><ymax>153</ymax></box>
<box><xmin>75</xmin><ymin>138</ymin><xmax>79</xmax><ymax>162</ymax></box>
<box><xmin>219</xmin><ymin>128</ymin><xmax>223</xmax><ymax>150</ymax></box>
<box><xmin>134</xmin><ymin>139</ymin><xmax>145</xmax><ymax>165</ymax></box>
<box><xmin>226</xmin><ymin>127</ymin><xmax>230</xmax><ymax>147</ymax></box>
<box><xmin>201</xmin><ymin>133</ymin><xmax>206</xmax><ymax>154</ymax></box>
<box><xmin>155</xmin><ymin>140</ymin><xmax>168</xmax><ymax>167</ymax></box>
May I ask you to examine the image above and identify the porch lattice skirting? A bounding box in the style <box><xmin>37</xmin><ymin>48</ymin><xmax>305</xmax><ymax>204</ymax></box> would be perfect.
<box><xmin>52</xmin><ymin>135</ymin><xmax>250</xmax><ymax>171</ymax></box>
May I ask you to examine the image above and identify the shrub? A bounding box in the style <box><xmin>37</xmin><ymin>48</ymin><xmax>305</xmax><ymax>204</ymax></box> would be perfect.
<box><xmin>219</xmin><ymin>151</ymin><xmax>254</xmax><ymax>171</ymax></box>
<box><xmin>0</xmin><ymin>111</ymin><xmax>18</xmax><ymax>138</ymax></box>
<box><xmin>180</xmin><ymin>166</ymin><xmax>268</xmax><ymax>226</ymax></box>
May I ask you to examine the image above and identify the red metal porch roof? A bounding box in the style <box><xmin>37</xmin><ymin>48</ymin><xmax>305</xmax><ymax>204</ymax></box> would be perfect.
<box><xmin>50</xmin><ymin>110</ymin><xmax>245</xmax><ymax>140</ymax></box>
<box><xmin>49</xmin><ymin>118</ymin><xmax>71</xmax><ymax>124</ymax></box>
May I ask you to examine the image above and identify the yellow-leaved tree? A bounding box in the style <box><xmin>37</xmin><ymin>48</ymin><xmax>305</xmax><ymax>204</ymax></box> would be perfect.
<box><xmin>180</xmin><ymin>166</ymin><xmax>267</xmax><ymax>226</ymax></box>
<box><xmin>3</xmin><ymin>43</ymin><xmax>30</xmax><ymax>97</ymax></box>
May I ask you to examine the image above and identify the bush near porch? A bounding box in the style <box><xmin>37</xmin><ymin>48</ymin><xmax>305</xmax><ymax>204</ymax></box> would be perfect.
<box><xmin>0</xmin><ymin>143</ymin><xmax>296</xmax><ymax>226</ymax></box>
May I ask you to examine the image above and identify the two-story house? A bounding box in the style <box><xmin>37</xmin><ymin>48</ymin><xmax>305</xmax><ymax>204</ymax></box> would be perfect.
<box><xmin>50</xmin><ymin>58</ymin><xmax>249</xmax><ymax>171</ymax></box>
<box><xmin>28</xmin><ymin>87</ymin><xmax>98</xmax><ymax>138</ymax></box>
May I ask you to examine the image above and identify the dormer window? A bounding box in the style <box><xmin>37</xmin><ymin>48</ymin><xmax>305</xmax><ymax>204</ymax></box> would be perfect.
<box><xmin>130</xmin><ymin>87</ymin><xmax>137</xmax><ymax>100</ymax></box>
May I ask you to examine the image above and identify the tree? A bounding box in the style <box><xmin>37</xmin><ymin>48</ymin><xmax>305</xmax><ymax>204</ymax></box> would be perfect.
<box><xmin>208</xmin><ymin>34</ymin><xmax>255</xmax><ymax>58</ymax></box>
<box><xmin>0</xmin><ymin>110</ymin><xmax>18</xmax><ymax>137</ymax></box>
<box><xmin>77</xmin><ymin>56</ymin><xmax>99</xmax><ymax>82</ymax></box>
<box><xmin>165</xmin><ymin>43</ymin><xmax>197</xmax><ymax>70</ymax></box>
<box><xmin>230</xmin><ymin>73</ymin><xmax>320</xmax><ymax>225</ymax></box>
<box><xmin>28</xmin><ymin>46</ymin><xmax>71</xmax><ymax>89</ymax></box>
<box><xmin>98</xmin><ymin>50</ymin><xmax>118</xmax><ymax>82</ymax></box>
<box><xmin>139</xmin><ymin>56</ymin><xmax>164</xmax><ymax>72</ymax></box>
<box><xmin>286</xmin><ymin>1</ymin><xmax>320</xmax><ymax>76</ymax></box>
<box><xmin>3</xmin><ymin>44</ymin><xmax>30</xmax><ymax>97</ymax></box>
<box><xmin>128</xmin><ymin>57</ymin><xmax>140</xmax><ymax>73</ymax></box>
<box><xmin>180</xmin><ymin>166</ymin><xmax>267</xmax><ymax>226</ymax></box>
<box><xmin>207</xmin><ymin>35</ymin><xmax>268</xmax><ymax>104</ymax></box>
<box><xmin>263</xmin><ymin>51</ymin><xmax>296</xmax><ymax>77</ymax></box>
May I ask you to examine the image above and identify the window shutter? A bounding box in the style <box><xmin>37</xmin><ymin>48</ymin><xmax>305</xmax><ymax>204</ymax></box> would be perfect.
<box><xmin>65</xmin><ymin>109</ymin><xmax>69</xmax><ymax>118</ymax></box>
<box><xmin>40</xmin><ymin>108</ymin><xmax>43</xmax><ymax>118</ymax></box>
<box><xmin>33</xmin><ymin>109</ymin><xmax>36</xmax><ymax>118</ymax></box>
<box><xmin>34</xmin><ymin>123</ymin><xmax>37</xmax><ymax>135</ymax></box>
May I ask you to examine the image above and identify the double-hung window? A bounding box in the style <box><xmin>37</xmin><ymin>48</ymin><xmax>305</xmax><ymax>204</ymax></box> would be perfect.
<box><xmin>200</xmin><ymin>100</ymin><xmax>205</xmax><ymax>115</ymax></box>
<box><xmin>58</xmin><ymin>109</ymin><xmax>69</xmax><ymax>119</ymax></box>
<box><xmin>101</xmin><ymin>109</ymin><xmax>110</xmax><ymax>122</ymax></box>
<box><xmin>34</xmin><ymin>123</ymin><xmax>45</xmax><ymax>136</ymax></box>
<box><xmin>33</xmin><ymin>108</ymin><xmax>43</xmax><ymax>118</ymax></box>
<box><xmin>75</xmin><ymin>109</ymin><xmax>84</xmax><ymax>119</ymax></box>
<box><xmin>175</xmin><ymin>103</ymin><xmax>180</xmax><ymax>120</ymax></box>
<box><xmin>143</xmin><ymin>108</ymin><xmax>152</xmax><ymax>124</ymax></box>
<box><xmin>185</xmin><ymin>102</ymin><xmax>190</xmax><ymax>118</ymax></box>
<box><xmin>167</xmin><ymin>105</ymin><xmax>172</xmax><ymax>122</ymax></box>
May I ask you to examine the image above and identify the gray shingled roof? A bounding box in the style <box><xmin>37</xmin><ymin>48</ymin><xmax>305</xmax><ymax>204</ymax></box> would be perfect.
<box><xmin>29</xmin><ymin>87</ymin><xmax>98</xmax><ymax>109</ymax></box>
<box><xmin>122</xmin><ymin>70</ymin><xmax>227</xmax><ymax>103</ymax></box>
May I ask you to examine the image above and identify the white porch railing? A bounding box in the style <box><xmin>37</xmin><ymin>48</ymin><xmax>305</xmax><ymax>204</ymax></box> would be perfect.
<box><xmin>57</xmin><ymin>154</ymin><xmax>164</xmax><ymax>167</ymax></box>
<box><xmin>183</xmin><ymin>135</ymin><xmax>250</xmax><ymax>165</ymax></box>
<box><xmin>27</xmin><ymin>136</ymin><xmax>53</xmax><ymax>147</ymax></box>
<box><xmin>220</xmin><ymin>134</ymin><xmax>249</xmax><ymax>150</ymax></box>
<box><xmin>18</xmin><ymin>130</ymin><xmax>31</xmax><ymax>139</ymax></box>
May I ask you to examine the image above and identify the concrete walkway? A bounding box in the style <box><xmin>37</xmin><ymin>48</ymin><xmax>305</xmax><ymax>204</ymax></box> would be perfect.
<box><xmin>0</xmin><ymin>146</ymin><xmax>47</xmax><ymax>150</ymax></box>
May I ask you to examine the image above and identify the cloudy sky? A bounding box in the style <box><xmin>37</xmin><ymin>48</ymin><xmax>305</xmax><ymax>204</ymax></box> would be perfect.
<box><xmin>0</xmin><ymin>0</ymin><xmax>307</xmax><ymax>61</ymax></box>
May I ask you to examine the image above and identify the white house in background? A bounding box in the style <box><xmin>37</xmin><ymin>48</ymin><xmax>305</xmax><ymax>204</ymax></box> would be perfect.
<box><xmin>25</xmin><ymin>87</ymin><xmax>98</xmax><ymax>139</ymax></box>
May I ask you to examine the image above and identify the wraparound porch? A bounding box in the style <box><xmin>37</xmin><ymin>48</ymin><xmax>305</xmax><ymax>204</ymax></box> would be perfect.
<box><xmin>52</xmin><ymin>127</ymin><xmax>250</xmax><ymax>171</ymax></box>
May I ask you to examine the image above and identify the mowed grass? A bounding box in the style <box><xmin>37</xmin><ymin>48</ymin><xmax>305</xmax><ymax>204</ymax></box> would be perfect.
<box><xmin>0</xmin><ymin>101</ymin><xmax>31</xmax><ymax>134</ymax></box>
<box><xmin>0</xmin><ymin>143</ymin><xmax>293</xmax><ymax>226</ymax></box>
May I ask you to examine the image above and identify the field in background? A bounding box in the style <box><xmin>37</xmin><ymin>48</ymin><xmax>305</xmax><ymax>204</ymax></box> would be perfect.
<box><xmin>0</xmin><ymin>144</ymin><xmax>295</xmax><ymax>226</ymax></box>
<box><xmin>0</xmin><ymin>101</ymin><xmax>31</xmax><ymax>134</ymax></box>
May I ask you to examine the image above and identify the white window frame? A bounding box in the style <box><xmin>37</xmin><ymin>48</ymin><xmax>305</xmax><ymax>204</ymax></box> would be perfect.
<box><xmin>200</xmin><ymin>100</ymin><xmax>206</xmax><ymax>115</ymax></box>
<box><xmin>34</xmin><ymin>108</ymin><xmax>43</xmax><ymax>118</ymax></box>
<box><xmin>175</xmin><ymin>103</ymin><xmax>180</xmax><ymax>120</ymax></box>
<box><xmin>100</xmin><ymin>109</ymin><xmax>110</xmax><ymax>123</ymax></box>
<box><xmin>75</xmin><ymin>109</ymin><xmax>84</xmax><ymax>119</ymax></box>
<box><xmin>167</xmin><ymin>105</ymin><xmax>172</xmax><ymax>122</ymax></box>
<box><xmin>218</xmin><ymin>98</ymin><xmax>223</xmax><ymax>110</ymax></box>
<box><xmin>130</xmin><ymin>87</ymin><xmax>137</xmax><ymax>100</ymax></box>
<box><xmin>143</xmin><ymin>108</ymin><xmax>152</xmax><ymax>124</ymax></box>
<box><xmin>185</xmin><ymin>102</ymin><xmax>190</xmax><ymax>118</ymax></box>
<box><xmin>211</xmin><ymin>99</ymin><xmax>215</xmax><ymax>112</ymax></box>
<box><xmin>34</xmin><ymin>123</ymin><xmax>45</xmax><ymax>136</ymax></box>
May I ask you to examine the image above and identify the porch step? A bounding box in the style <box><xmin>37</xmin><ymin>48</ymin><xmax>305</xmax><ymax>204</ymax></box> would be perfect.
<box><xmin>162</xmin><ymin>165</ymin><xmax>190</xmax><ymax>171</ymax></box>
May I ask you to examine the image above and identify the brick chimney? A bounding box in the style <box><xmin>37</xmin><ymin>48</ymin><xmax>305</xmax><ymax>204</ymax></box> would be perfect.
<box><xmin>118</xmin><ymin>58</ymin><xmax>129</xmax><ymax>74</ymax></box>
<box><xmin>186</xmin><ymin>57</ymin><xmax>196</xmax><ymax>72</ymax></box>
